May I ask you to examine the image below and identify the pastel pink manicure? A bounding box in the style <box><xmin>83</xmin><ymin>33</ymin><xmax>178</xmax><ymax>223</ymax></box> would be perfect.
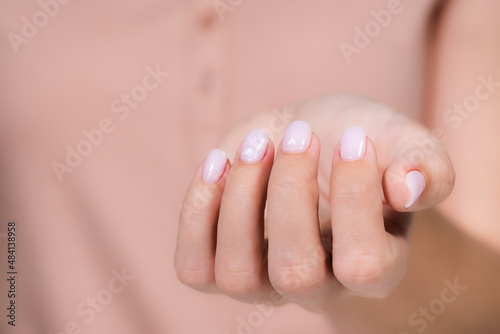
<box><xmin>340</xmin><ymin>126</ymin><xmax>366</xmax><ymax>161</ymax></box>
<box><xmin>283</xmin><ymin>120</ymin><xmax>312</xmax><ymax>153</ymax></box>
<box><xmin>404</xmin><ymin>170</ymin><xmax>426</xmax><ymax>208</ymax></box>
<box><xmin>241</xmin><ymin>129</ymin><xmax>269</xmax><ymax>163</ymax></box>
<box><xmin>202</xmin><ymin>149</ymin><xmax>227</xmax><ymax>184</ymax></box>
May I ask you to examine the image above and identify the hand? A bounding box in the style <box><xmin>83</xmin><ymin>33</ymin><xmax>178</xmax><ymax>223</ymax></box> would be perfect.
<box><xmin>174</xmin><ymin>94</ymin><xmax>455</xmax><ymax>312</ymax></box>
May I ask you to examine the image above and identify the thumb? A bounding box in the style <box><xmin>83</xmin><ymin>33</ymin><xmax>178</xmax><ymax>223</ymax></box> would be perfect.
<box><xmin>382</xmin><ymin>128</ymin><xmax>455</xmax><ymax>212</ymax></box>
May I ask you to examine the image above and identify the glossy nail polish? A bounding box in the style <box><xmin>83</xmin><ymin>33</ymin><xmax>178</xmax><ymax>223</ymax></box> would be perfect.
<box><xmin>241</xmin><ymin>129</ymin><xmax>269</xmax><ymax>163</ymax></box>
<box><xmin>283</xmin><ymin>120</ymin><xmax>312</xmax><ymax>153</ymax></box>
<box><xmin>340</xmin><ymin>126</ymin><xmax>366</xmax><ymax>161</ymax></box>
<box><xmin>202</xmin><ymin>149</ymin><xmax>227</xmax><ymax>184</ymax></box>
<box><xmin>404</xmin><ymin>170</ymin><xmax>426</xmax><ymax>208</ymax></box>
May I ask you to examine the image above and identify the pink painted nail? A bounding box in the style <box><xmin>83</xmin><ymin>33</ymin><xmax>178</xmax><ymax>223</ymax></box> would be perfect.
<box><xmin>202</xmin><ymin>149</ymin><xmax>227</xmax><ymax>184</ymax></box>
<box><xmin>241</xmin><ymin>129</ymin><xmax>269</xmax><ymax>163</ymax></box>
<box><xmin>404</xmin><ymin>170</ymin><xmax>426</xmax><ymax>208</ymax></box>
<box><xmin>283</xmin><ymin>120</ymin><xmax>312</xmax><ymax>153</ymax></box>
<box><xmin>340</xmin><ymin>126</ymin><xmax>366</xmax><ymax>161</ymax></box>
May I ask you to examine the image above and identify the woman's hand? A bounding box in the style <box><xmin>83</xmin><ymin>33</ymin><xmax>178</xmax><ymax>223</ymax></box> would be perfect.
<box><xmin>174</xmin><ymin>94</ymin><xmax>455</xmax><ymax>312</ymax></box>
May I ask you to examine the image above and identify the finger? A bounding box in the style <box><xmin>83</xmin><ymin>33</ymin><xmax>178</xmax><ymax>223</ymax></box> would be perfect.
<box><xmin>330</xmin><ymin>126</ymin><xmax>408</xmax><ymax>297</ymax></box>
<box><xmin>175</xmin><ymin>149</ymin><xmax>230</xmax><ymax>292</ymax></box>
<box><xmin>215</xmin><ymin>129</ymin><xmax>275</xmax><ymax>302</ymax></box>
<box><xmin>267</xmin><ymin>120</ymin><xmax>340</xmax><ymax>310</ymax></box>
<box><xmin>382</xmin><ymin>123</ymin><xmax>455</xmax><ymax>211</ymax></box>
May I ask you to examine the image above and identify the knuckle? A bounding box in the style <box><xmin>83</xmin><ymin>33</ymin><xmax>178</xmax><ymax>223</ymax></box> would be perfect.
<box><xmin>175</xmin><ymin>265</ymin><xmax>214</xmax><ymax>288</ymax></box>
<box><xmin>271</xmin><ymin>264</ymin><xmax>327</xmax><ymax>294</ymax></box>
<box><xmin>270</xmin><ymin>250</ymin><xmax>328</xmax><ymax>294</ymax></box>
<box><xmin>334</xmin><ymin>182</ymin><xmax>371</xmax><ymax>200</ymax></box>
<box><xmin>334</xmin><ymin>254</ymin><xmax>391</xmax><ymax>290</ymax></box>
<box><xmin>270</xmin><ymin>174</ymin><xmax>306</xmax><ymax>194</ymax></box>
<box><xmin>215</xmin><ymin>269</ymin><xmax>262</xmax><ymax>295</ymax></box>
<box><xmin>269</xmin><ymin>166</ymin><xmax>317</xmax><ymax>194</ymax></box>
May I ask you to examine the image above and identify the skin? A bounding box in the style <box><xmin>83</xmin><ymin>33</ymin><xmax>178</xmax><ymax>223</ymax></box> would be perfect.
<box><xmin>175</xmin><ymin>94</ymin><xmax>456</xmax><ymax>312</ymax></box>
<box><xmin>1</xmin><ymin>0</ymin><xmax>500</xmax><ymax>333</ymax></box>
<box><xmin>176</xmin><ymin>1</ymin><xmax>500</xmax><ymax>332</ymax></box>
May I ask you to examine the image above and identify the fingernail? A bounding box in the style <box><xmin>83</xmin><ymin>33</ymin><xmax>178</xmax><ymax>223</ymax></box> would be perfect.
<box><xmin>283</xmin><ymin>120</ymin><xmax>312</xmax><ymax>153</ymax></box>
<box><xmin>404</xmin><ymin>170</ymin><xmax>426</xmax><ymax>208</ymax></box>
<box><xmin>340</xmin><ymin>126</ymin><xmax>366</xmax><ymax>161</ymax></box>
<box><xmin>202</xmin><ymin>149</ymin><xmax>227</xmax><ymax>184</ymax></box>
<box><xmin>241</xmin><ymin>129</ymin><xmax>269</xmax><ymax>163</ymax></box>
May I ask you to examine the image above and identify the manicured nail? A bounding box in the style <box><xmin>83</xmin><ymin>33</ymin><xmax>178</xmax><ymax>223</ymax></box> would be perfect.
<box><xmin>404</xmin><ymin>170</ymin><xmax>426</xmax><ymax>208</ymax></box>
<box><xmin>283</xmin><ymin>120</ymin><xmax>312</xmax><ymax>153</ymax></box>
<box><xmin>202</xmin><ymin>149</ymin><xmax>227</xmax><ymax>184</ymax></box>
<box><xmin>340</xmin><ymin>126</ymin><xmax>366</xmax><ymax>161</ymax></box>
<box><xmin>241</xmin><ymin>129</ymin><xmax>269</xmax><ymax>163</ymax></box>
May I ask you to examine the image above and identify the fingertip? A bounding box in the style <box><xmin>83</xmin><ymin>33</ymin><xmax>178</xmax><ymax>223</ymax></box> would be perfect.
<box><xmin>202</xmin><ymin>149</ymin><xmax>230</xmax><ymax>184</ymax></box>
<box><xmin>330</xmin><ymin>134</ymin><xmax>384</xmax><ymax>243</ymax></box>
<box><xmin>176</xmin><ymin>150</ymin><xmax>232</xmax><ymax>291</ymax></box>
<box><xmin>238</xmin><ymin>128</ymin><xmax>276</xmax><ymax>164</ymax></box>
<box><xmin>180</xmin><ymin>150</ymin><xmax>231</xmax><ymax>224</ymax></box>
<box><xmin>382</xmin><ymin>159</ymin><xmax>414</xmax><ymax>212</ymax></box>
<box><xmin>277</xmin><ymin>131</ymin><xmax>320</xmax><ymax>159</ymax></box>
<box><xmin>404</xmin><ymin>170</ymin><xmax>426</xmax><ymax>208</ymax></box>
<box><xmin>383</xmin><ymin>153</ymin><xmax>451</xmax><ymax>212</ymax></box>
<box><xmin>339</xmin><ymin>126</ymin><xmax>367</xmax><ymax>161</ymax></box>
<box><xmin>282</xmin><ymin>120</ymin><xmax>312</xmax><ymax>153</ymax></box>
<box><xmin>332</xmin><ymin>133</ymin><xmax>377</xmax><ymax>168</ymax></box>
<box><xmin>240</xmin><ymin>129</ymin><xmax>270</xmax><ymax>163</ymax></box>
<box><xmin>309</xmin><ymin>132</ymin><xmax>321</xmax><ymax>156</ymax></box>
